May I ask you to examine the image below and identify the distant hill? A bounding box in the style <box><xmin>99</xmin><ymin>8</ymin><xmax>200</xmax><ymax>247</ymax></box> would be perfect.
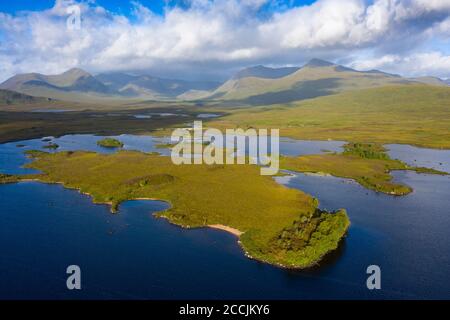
<box><xmin>410</xmin><ymin>76</ymin><xmax>449</xmax><ymax>86</ymax></box>
<box><xmin>95</xmin><ymin>72</ymin><xmax>220</xmax><ymax>99</ymax></box>
<box><xmin>0</xmin><ymin>68</ymin><xmax>112</xmax><ymax>101</ymax></box>
<box><xmin>206</xmin><ymin>59</ymin><xmax>420</xmax><ymax>105</ymax></box>
<box><xmin>1</xmin><ymin>68</ymin><xmax>109</xmax><ymax>93</ymax></box>
<box><xmin>0</xmin><ymin>89</ymin><xmax>51</xmax><ymax>105</ymax></box>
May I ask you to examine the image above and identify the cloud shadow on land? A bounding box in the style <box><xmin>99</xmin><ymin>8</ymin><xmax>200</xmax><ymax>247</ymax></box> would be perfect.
<box><xmin>238</xmin><ymin>78</ymin><xmax>340</xmax><ymax>106</ymax></box>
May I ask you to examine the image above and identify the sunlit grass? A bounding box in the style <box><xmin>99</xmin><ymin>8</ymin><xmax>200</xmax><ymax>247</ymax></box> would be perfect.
<box><xmin>209</xmin><ymin>85</ymin><xmax>450</xmax><ymax>149</ymax></box>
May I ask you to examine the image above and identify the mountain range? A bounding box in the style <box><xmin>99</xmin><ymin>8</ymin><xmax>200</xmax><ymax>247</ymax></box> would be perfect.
<box><xmin>0</xmin><ymin>68</ymin><xmax>220</xmax><ymax>102</ymax></box>
<box><xmin>1</xmin><ymin>59</ymin><xmax>448</xmax><ymax>105</ymax></box>
<box><xmin>204</xmin><ymin>59</ymin><xmax>448</xmax><ymax>104</ymax></box>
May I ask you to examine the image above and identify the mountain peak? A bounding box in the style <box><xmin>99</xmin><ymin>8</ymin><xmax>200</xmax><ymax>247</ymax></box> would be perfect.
<box><xmin>62</xmin><ymin>68</ymin><xmax>91</xmax><ymax>78</ymax></box>
<box><xmin>304</xmin><ymin>58</ymin><xmax>335</xmax><ymax>68</ymax></box>
<box><xmin>234</xmin><ymin>65</ymin><xmax>300</xmax><ymax>79</ymax></box>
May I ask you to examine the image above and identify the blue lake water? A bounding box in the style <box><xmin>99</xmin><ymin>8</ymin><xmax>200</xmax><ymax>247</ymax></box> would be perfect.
<box><xmin>0</xmin><ymin>135</ymin><xmax>449</xmax><ymax>299</ymax></box>
<box><xmin>387</xmin><ymin>144</ymin><xmax>450</xmax><ymax>173</ymax></box>
<box><xmin>0</xmin><ymin>134</ymin><xmax>171</xmax><ymax>175</ymax></box>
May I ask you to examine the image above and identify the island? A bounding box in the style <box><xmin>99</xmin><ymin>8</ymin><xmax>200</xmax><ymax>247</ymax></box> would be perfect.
<box><xmin>280</xmin><ymin>143</ymin><xmax>448</xmax><ymax>195</ymax></box>
<box><xmin>43</xmin><ymin>143</ymin><xmax>59</xmax><ymax>150</ymax></box>
<box><xmin>96</xmin><ymin>138</ymin><xmax>124</xmax><ymax>148</ymax></box>
<box><xmin>4</xmin><ymin>149</ymin><xmax>350</xmax><ymax>269</ymax></box>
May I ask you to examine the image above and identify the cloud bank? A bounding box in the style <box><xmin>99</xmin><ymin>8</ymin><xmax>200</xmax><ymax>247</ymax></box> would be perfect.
<box><xmin>0</xmin><ymin>0</ymin><xmax>450</xmax><ymax>81</ymax></box>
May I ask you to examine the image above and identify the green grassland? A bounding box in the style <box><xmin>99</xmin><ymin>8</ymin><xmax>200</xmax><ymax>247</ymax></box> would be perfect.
<box><xmin>280</xmin><ymin>143</ymin><xmax>448</xmax><ymax>195</ymax></box>
<box><xmin>5</xmin><ymin>150</ymin><xmax>349</xmax><ymax>269</ymax></box>
<box><xmin>209</xmin><ymin>85</ymin><xmax>450</xmax><ymax>149</ymax></box>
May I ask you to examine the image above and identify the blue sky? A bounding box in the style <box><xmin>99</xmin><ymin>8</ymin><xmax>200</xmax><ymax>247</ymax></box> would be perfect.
<box><xmin>0</xmin><ymin>0</ymin><xmax>167</xmax><ymax>15</ymax></box>
<box><xmin>0</xmin><ymin>0</ymin><xmax>316</xmax><ymax>16</ymax></box>
<box><xmin>0</xmin><ymin>0</ymin><xmax>449</xmax><ymax>81</ymax></box>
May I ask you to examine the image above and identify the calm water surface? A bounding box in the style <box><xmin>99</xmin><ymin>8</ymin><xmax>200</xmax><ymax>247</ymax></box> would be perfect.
<box><xmin>0</xmin><ymin>135</ymin><xmax>449</xmax><ymax>299</ymax></box>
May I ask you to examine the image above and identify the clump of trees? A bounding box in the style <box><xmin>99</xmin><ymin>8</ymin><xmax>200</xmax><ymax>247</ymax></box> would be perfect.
<box><xmin>270</xmin><ymin>208</ymin><xmax>348</xmax><ymax>253</ymax></box>
<box><xmin>343</xmin><ymin>143</ymin><xmax>390</xmax><ymax>160</ymax></box>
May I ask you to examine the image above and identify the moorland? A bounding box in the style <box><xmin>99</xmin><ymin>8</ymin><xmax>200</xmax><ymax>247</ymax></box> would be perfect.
<box><xmin>1</xmin><ymin>59</ymin><xmax>449</xmax><ymax>268</ymax></box>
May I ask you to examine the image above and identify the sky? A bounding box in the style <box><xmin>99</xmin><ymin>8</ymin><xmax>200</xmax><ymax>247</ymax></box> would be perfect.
<box><xmin>0</xmin><ymin>0</ymin><xmax>450</xmax><ymax>81</ymax></box>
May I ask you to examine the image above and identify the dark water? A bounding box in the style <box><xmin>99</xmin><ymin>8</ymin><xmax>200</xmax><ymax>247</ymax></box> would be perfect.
<box><xmin>0</xmin><ymin>135</ymin><xmax>449</xmax><ymax>299</ymax></box>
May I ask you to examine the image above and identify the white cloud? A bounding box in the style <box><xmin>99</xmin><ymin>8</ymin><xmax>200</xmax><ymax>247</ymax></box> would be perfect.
<box><xmin>260</xmin><ymin>0</ymin><xmax>450</xmax><ymax>49</ymax></box>
<box><xmin>351</xmin><ymin>51</ymin><xmax>450</xmax><ymax>78</ymax></box>
<box><xmin>0</xmin><ymin>0</ymin><xmax>449</xmax><ymax>81</ymax></box>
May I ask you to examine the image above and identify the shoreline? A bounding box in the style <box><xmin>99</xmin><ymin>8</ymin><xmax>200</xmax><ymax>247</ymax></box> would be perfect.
<box><xmin>208</xmin><ymin>224</ymin><xmax>243</xmax><ymax>237</ymax></box>
<box><xmin>10</xmin><ymin>178</ymin><xmax>348</xmax><ymax>270</ymax></box>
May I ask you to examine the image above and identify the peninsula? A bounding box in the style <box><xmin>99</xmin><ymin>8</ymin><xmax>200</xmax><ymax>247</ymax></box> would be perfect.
<box><xmin>2</xmin><ymin>149</ymin><xmax>350</xmax><ymax>269</ymax></box>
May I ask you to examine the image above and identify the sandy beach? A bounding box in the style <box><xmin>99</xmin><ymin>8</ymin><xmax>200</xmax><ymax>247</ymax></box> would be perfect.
<box><xmin>208</xmin><ymin>224</ymin><xmax>243</xmax><ymax>237</ymax></box>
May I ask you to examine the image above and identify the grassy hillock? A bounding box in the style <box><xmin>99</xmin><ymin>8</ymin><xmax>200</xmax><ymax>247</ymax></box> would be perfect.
<box><xmin>96</xmin><ymin>138</ymin><xmax>123</xmax><ymax>148</ymax></box>
<box><xmin>15</xmin><ymin>150</ymin><xmax>349</xmax><ymax>269</ymax></box>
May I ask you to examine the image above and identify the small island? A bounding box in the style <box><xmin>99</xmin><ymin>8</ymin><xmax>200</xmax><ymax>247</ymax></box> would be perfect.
<box><xmin>43</xmin><ymin>143</ymin><xmax>59</xmax><ymax>150</ymax></box>
<box><xmin>96</xmin><ymin>138</ymin><xmax>124</xmax><ymax>148</ymax></box>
